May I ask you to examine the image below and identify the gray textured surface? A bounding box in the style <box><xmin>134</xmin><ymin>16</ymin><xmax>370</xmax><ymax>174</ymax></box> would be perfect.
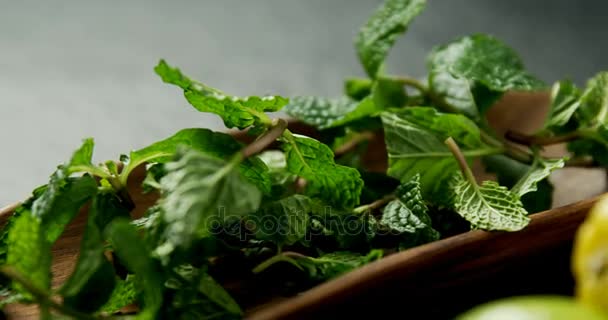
<box><xmin>1</xmin><ymin>0</ymin><xmax>607</xmax><ymax>205</ymax></box>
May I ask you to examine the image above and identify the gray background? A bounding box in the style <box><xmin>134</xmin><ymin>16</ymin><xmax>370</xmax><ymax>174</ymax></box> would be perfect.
<box><xmin>1</xmin><ymin>0</ymin><xmax>607</xmax><ymax>206</ymax></box>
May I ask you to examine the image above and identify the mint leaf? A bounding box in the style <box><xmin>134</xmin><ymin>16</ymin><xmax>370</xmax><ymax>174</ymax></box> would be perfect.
<box><xmin>381</xmin><ymin>107</ymin><xmax>501</xmax><ymax>199</ymax></box>
<box><xmin>372</xmin><ymin>76</ymin><xmax>407</xmax><ymax>109</ymax></box>
<box><xmin>6</xmin><ymin>210</ymin><xmax>52</xmax><ymax>298</ymax></box>
<box><xmin>61</xmin><ymin>192</ymin><xmax>130</xmax><ymax>313</ymax></box>
<box><xmin>511</xmin><ymin>157</ymin><xmax>565</xmax><ymax>198</ymax></box>
<box><xmin>450</xmin><ymin>174</ymin><xmax>529</xmax><ymax>231</ymax></box>
<box><xmin>157</xmin><ymin>148</ymin><xmax>262</xmax><ymax>255</ymax></box>
<box><xmin>257</xmin><ymin>150</ymin><xmax>298</xmax><ymax>198</ymax></box>
<box><xmin>575</xmin><ymin>71</ymin><xmax>608</xmax><ymax>128</ymax></box>
<box><xmin>542</xmin><ymin>80</ymin><xmax>582</xmax><ymax>133</ymax></box>
<box><xmin>166</xmin><ymin>265</ymin><xmax>241</xmax><ymax>319</ymax></box>
<box><xmin>380</xmin><ymin>175</ymin><xmax>439</xmax><ymax>248</ymax></box>
<box><xmin>295</xmin><ymin>250</ymin><xmax>383</xmax><ymax>282</ymax></box>
<box><xmin>68</xmin><ymin>138</ymin><xmax>95</xmax><ymax>168</ymax></box>
<box><xmin>155</xmin><ymin>60</ymin><xmax>287</xmax><ymax>129</ymax></box>
<box><xmin>355</xmin><ymin>0</ymin><xmax>426</xmax><ymax>77</ymax></box>
<box><xmin>284</xmin><ymin>96</ymin><xmax>378</xmax><ymax>130</ymax></box>
<box><xmin>250</xmin><ymin>195</ymin><xmax>311</xmax><ymax>247</ymax></box>
<box><xmin>33</xmin><ymin>173</ymin><xmax>98</xmax><ymax>243</ymax></box>
<box><xmin>100</xmin><ymin>275</ymin><xmax>138</xmax><ymax>314</ymax></box>
<box><xmin>428</xmin><ymin>34</ymin><xmax>545</xmax><ymax>93</ymax></box>
<box><xmin>482</xmin><ymin>155</ymin><xmax>554</xmax><ymax>213</ymax></box>
<box><xmin>281</xmin><ymin>133</ymin><xmax>364</xmax><ymax>208</ymax></box>
<box><xmin>197</xmin><ymin>271</ymin><xmax>242</xmax><ymax>316</ymax></box>
<box><xmin>428</xmin><ymin>71</ymin><xmax>502</xmax><ymax>119</ymax></box>
<box><xmin>344</xmin><ymin>78</ymin><xmax>373</xmax><ymax>100</ymax></box>
<box><xmin>121</xmin><ymin>128</ymin><xmax>271</xmax><ymax>194</ymax></box>
<box><xmin>105</xmin><ymin>219</ymin><xmax>164</xmax><ymax>319</ymax></box>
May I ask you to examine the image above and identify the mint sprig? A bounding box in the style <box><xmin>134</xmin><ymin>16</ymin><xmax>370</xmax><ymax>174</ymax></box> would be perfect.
<box><xmin>2</xmin><ymin>0</ymin><xmax>608</xmax><ymax>318</ymax></box>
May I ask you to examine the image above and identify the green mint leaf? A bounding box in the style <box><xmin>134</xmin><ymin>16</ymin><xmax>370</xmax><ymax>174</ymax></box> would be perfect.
<box><xmin>428</xmin><ymin>71</ymin><xmax>480</xmax><ymax>119</ymax></box>
<box><xmin>575</xmin><ymin>71</ymin><xmax>608</xmax><ymax>128</ymax></box>
<box><xmin>6</xmin><ymin>210</ymin><xmax>52</xmax><ymax>297</ymax></box>
<box><xmin>281</xmin><ymin>133</ymin><xmax>364</xmax><ymax>209</ymax></box>
<box><xmin>61</xmin><ymin>192</ymin><xmax>130</xmax><ymax>313</ymax></box>
<box><xmin>100</xmin><ymin>275</ymin><xmax>138</xmax><ymax>314</ymax></box>
<box><xmin>257</xmin><ymin>150</ymin><xmax>298</xmax><ymax>198</ymax></box>
<box><xmin>344</xmin><ymin>78</ymin><xmax>373</xmax><ymax>100</ymax></box>
<box><xmin>197</xmin><ymin>271</ymin><xmax>242</xmax><ymax>316</ymax></box>
<box><xmin>428</xmin><ymin>34</ymin><xmax>545</xmax><ymax>92</ymax></box>
<box><xmin>355</xmin><ymin>0</ymin><xmax>426</xmax><ymax>77</ymax></box>
<box><xmin>542</xmin><ymin>80</ymin><xmax>582</xmax><ymax>133</ymax></box>
<box><xmin>381</xmin><ymin>107</ymin><xmax>501</xmax><ymax>200</ymax></box>
<box><xmin>250</xmin><ymin>195</ymin><xmax>311</xmax><ymax>247</ymax></box>
<box><xmin>380</xmin><ymin>175</ymin><xmax>439</xmax><ymax>248</ymax></box>
<box><xmin>122</xmin><ymin>128</ymin><xmax>271</xmax><ymax>194</ymax></box>
<box><xmin>105</xmin><ymin>218</ymin><xmax>164</xmax><ymax>319</ymax></box>
<box><xmin>33</xmin><ymin>173</ymin><xmax>98</xmax><ymax>243</ymax></box>
<box><xmin>155</xmin><ymin>60</ymin><xmax>287</xmax><ymax>129</ymax></box>
<box><xmin>568</xmin><ymin>124</ymin><xmax>608</xmax><ymax>166</ymax></box>
<box><xmin>166</xmin><ymin>265</ymin><xmax>240</xmax><ymax>319</ymax></box>
<box><xmin>68</xmin><ymin>138</ymin><xmax>95</xmax><ymax>168</ymax></box>
<box><xmin>371</xmin><ymin>76</ymin><xmax>407</xmax><ymax>109</ymax></box>
<box><xmin>449</xmin><ymin>174</ymin><xmax>529</xmax><ymax>231</ymax></box>
<box><xmin>511</xmin><ymin>157</ymin><xmax>565</xmax><ymax>198</ymax></box>
<box><xmin>295</xmin><ymin>250</ymin><xmax>383</xmax><ymax>282</ymax></box>
<box><xmin>284</xmin><ymin>96</ymin><xmax>378</xmax><ymax>130</ymax></box>
<box><xmin>428</xmin><ymin>71</ymin><xmax>503</xmax><ymax>119</ymax></box>
<box><xmin>482</xmin><ymin>155</ymin><xmax>554</xmax><ymax>213</ymax></box>
<box><xmin>157</xmin><ymin>148</ymin><xmax>262</xmax><ymax>255</ymax></box>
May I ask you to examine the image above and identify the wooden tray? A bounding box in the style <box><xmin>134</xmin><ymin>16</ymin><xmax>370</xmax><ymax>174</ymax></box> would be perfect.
<box><xmin>0</xmin><ymin>92</ymin><xmax>604</xmax><ymax>319</ymax></box>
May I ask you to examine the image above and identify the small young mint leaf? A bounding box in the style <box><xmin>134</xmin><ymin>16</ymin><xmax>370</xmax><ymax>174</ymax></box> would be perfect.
<box><xmin>575</xmin><ymin>71</ymin><xmax>608</xmax><ymax>128</ymax></box>
<box><xmin>482</xmin><ymin>155</ymin><xmax>554</xmax><ymax>213</ymax></box>
<box><xmin>380</xmin><ymin>175</ymin><xmax>439</xmax><ymax>248</ymax></box>
<box><xmin>355</xmin><ymin>0</ymin><xmax>426</xmax><ymax>77</ymax></box>
<box><xmin>511</xmin><ymin>157</ymin><xmax>565</xmax><ymax>198</ymax></box>
<box><xmin>381</xmin><ymin>107</ymin><xmax>501</xmax><ymax>200</ymax></box>
<box><xmin>121</xmin><ymin>128</ymin><xmax>272</xmax><ymax>195</ymax></box>
<box><xmin>344</xmin><ymin>77</ymin><xmax>373</xmax><ymax>100</ymax></box>
<box><xmin>68</xmin><ymin>138</ymin><xmax>95</xmax><ymax>168</ymax></box>
<box><xmin>449</xmin><ymin>174</ymin><xmax>529</xmax><ymax>231</ymax></box>
<box><xmin>371</xmin><ymin>76</ymin><xmax>407</xmax><ymax>109</ymax></box>
<box><xmin>281</xmin><ymin>133</ymin><xmax>364</xmax><ymax>209</ymax></box>
<box><xmin>156</xmin><ymin>148</ymin><xmax>262</xmax><ymax>256</ymax></box>
<box><xmin>541</xmin><ymin>80</ymin><xmax>582</xmax><ymax>134</ymax></box>
<box><xmin>155</xmin><ymin>60</ymin><xmax>287</xmax><ymax>129</ymax></box>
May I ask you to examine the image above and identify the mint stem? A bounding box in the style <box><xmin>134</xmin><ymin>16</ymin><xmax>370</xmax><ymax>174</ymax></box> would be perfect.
<box><xmin>394</xmin><ymin>76</ymin><xmax>461</xmax><ymax>114</ymax></box>
<box><xmin>445</xmin><ymin>137</ymin><xmax>477</xmax><ymax>184</ymax></box>
<box><xmin>241</xmin><ymin>118</ymin><xmax>288</xmax><ymax>158</ymax></box>
<box><xmin>506</xmin><ymin>130</ymin><xmax>585</xmax><ymax>146</ymax></box>
<box><xmin>252</xmin><ymin>252</ymin><xmax>305</xmax><ymax>274</ymax></box>
<box><xmin>0</xmin><ymin>266</ymin><xmax>103</xmax><ymax>320</ymax></box>
<box><xmin>353</xmin><ymin>194</ymin><xmax>396</xmax><ymax>215</ymax></box>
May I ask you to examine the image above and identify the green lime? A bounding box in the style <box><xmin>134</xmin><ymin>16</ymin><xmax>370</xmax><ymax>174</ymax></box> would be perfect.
<box><xmin>456</xmin><ymin>295</ymin><xmax>607</xmax><ymax>320</ymax></box>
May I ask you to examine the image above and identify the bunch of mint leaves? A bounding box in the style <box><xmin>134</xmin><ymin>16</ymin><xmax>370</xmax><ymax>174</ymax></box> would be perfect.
<box><xmin>1</xmin><ymin>0</ymin><xmax>607</xmax><ymax>318</ymax></box>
